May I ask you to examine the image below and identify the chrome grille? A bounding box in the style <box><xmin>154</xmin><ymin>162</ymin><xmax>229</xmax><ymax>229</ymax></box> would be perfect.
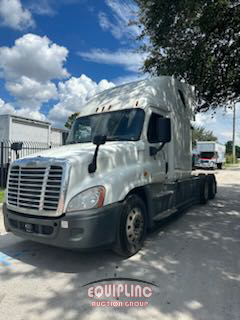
<box><xmin>44</xmin><ymin>166</ymin><xmax>63</xmax><ymax>211</ymax></box>
<box><xmin>8</xmin><ymin>165</ymin><xmax>63</xmax><ymax>212</ymax></box>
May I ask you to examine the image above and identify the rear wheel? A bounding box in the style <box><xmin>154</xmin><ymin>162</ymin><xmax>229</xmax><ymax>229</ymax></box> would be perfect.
<box><xmin>217</xmin><ymin>163</ymin><xmax>223</xmax><ymax>169</ymax></box>
<box><xmin>199</xmin><ymin>176</ymin><xmax>209</xmax><ymax>204</ymax></box>
<box><xmin>113</xmin><ymin>194</ymin><xmax>147</xmax><ymax>257</ymax></box>
<box><xmin>208</xmin><ymin>174</ymin><xmax>217</xmax><ymax>199</ymax></box>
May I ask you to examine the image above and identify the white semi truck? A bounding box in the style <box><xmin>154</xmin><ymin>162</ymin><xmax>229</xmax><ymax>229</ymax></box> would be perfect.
<box><xmin>195</xmin><ymin>141</ymin><xmax>226</xmax><ymax>169</ymax></box>
<box><xmin>3</xmin><ymin>77</ymin><xmax>217</xmax><ymax>257</ymax></box>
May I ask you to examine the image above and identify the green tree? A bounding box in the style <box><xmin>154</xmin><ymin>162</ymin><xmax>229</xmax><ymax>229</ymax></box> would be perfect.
<box><xmin>192</xmin><ymin>126</ymin><xmax>217</xmax><ymax>147</ymax></box>
<box><xmin>226</xmin><ymin>140</ymin><xmax>233</xmax><ymax>154</ymax></box>
<box><xmin>133</xmin><ymin>0</ymin><xmax>240</xmax><ymax>110</ymax></box>
<box><xmin>226</xmin><ymin>140</ymin><xmax>240</xmax><ymax>157</ymax></box>
<box><xmin>65</xmin><ymin>112</ymin><xmax>80</xmax><ymax>129</ymax></box>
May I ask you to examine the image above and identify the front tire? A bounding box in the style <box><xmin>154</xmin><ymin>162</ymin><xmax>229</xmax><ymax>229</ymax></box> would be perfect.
<box><xmin>113</xmin><ymin>194</ymin><xmax>147</xmax><ymax>257</ymax></box>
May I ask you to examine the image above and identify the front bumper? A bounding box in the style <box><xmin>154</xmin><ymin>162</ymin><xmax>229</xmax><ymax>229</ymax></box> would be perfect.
<box><xmin>3</xmin><ymin>203</ymin><xmax>123</xmax><ymax>250</ymax></box>
<box><xmin>196</xmin><ymin>162</ymin><xmax>215</xmax><ymax>168</ymax></box>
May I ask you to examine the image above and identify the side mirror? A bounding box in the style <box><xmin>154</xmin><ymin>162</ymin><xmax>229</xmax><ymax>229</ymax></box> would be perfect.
<box><xmin>88</xmin><ymin>135</ymin><xmax>107</xmax><ymax>174</ymax></box>
<box><xmin>156</xmin><ymin>118</ymin><xmax>171</xmax><ymax>143</ymax></box>
<box><xmin>93</xmin><ymin>135</ymin><xmax>106</xmax><ymax>146</ymax></box>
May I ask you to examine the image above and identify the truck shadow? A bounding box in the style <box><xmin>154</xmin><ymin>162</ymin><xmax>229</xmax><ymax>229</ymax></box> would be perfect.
<box><xmin>0</xmin><ymin>183</ymin><xmax>240</xmax><ymax>319</ymax></box>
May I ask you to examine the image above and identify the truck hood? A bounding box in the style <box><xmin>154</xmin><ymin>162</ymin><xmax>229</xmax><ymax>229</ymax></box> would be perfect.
<box><xmin>10</xmin><ymin>141</ymin><xmax>145</xmax><ymax>215</ymax></box>
<box><xmin>24</xmin><ymin>141</ymin><xmax>143</xmax><ymax>165</ymax></box>
<box><xmin>22</xmin><ymin>142</ymin><xmax>144</xmax><ymax>203</ymax></box>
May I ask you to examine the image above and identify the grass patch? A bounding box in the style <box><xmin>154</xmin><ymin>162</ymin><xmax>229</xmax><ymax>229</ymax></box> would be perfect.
<box><xmin>0</xmin><ymin>189</ymin><xmax>4</xmax><ymax>203</ymax></box>
<box><xmin>224</xmin><ymin>163</ymin><xmax>240</xmax><ymax>168</ymax></box>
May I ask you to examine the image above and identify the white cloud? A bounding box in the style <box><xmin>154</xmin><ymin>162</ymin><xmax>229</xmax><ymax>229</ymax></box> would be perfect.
<box><xmin>195</xmin><ymin>112</ymin><xmax>217</xmax><ymax>127</ymax></box>
<box><xmin>99</xmin><ymin>0</ymin><xmax>140</xmax><ymax>40</ymax></box>
<box><xmin>0</xmin><ymin>33</ymin><xmax>69</xmax><ymax>113</ymax></box>
<box><xmin>0</xmin><ymin>97</ymin><xmax>15</xmax><ymax>114</ymax></box>
<box><xmin>0</xmin><ymin>34</ymin><xmax>117</xmax><ymax>127</ymax></box>
<box><xmin>6</xmin><ymin>76</ymin><xmax>58</xmax><ymax>109</ymax></box>
<box><xmin>16</xmin><ymin>108</ymin><xmax>47</xmax><ymax>121</ymax></box>
<box><xmin>0</xmin><ymin>33</ymin><xmax>69</xmax><ymax>82</ymax></box>
<box><xmin>98</xmin><ymin>12</ymin><xmax>110</xmax><ymax>30</ymax></box>
<box><xmin>28</xmin><ymin>0</ymin><xmax>86</xmax><ymax>16</ymax></box>
<box><xmin>0</xmin><ymin>97</ymin><xmax>46</xmax><ymax>121</ymax></box>
<box><xmin>113</xmin><ymin>74</ymin><xmax>147</xmax><ymax>85</ymax></box>
<box><xmin>48</xmin><ymin>74</ymin><xmax>115</xmax><ymax>127</ymax></box>
<box><xmin>0</xmin><ymin>0</ymin><xmax>35</xmax><ymax>30</ymax></box>
<box><xmin>78</xmin><ymin>49</ymin><xmax>146</xmax><ymax>73</ymax></box>
<box><xmin>27</xmin><ymin>0</ymin><xmax>55</xmax><ymax>16</ymax></box>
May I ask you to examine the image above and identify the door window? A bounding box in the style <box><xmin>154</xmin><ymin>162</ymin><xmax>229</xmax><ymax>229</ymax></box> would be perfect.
<box><xmin>147</xmin><ymin>113</ymin><xmax>163</xmax><ymax>143</ymax></box>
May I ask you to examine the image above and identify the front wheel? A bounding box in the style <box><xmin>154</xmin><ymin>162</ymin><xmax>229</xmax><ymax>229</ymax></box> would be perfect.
<box><xmin>210</xmin><ymin>162</ymin><xmax>216</xmax><ymax>170</ymax></box>
<box><xmin>113</xmin><ymin>194</ymin><xmax>147</xmax><ymax>257</ymax></box>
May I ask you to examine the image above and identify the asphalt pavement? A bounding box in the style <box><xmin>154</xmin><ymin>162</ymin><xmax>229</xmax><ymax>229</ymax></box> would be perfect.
<box><xmin>0</xmin><ymin>168</ymin><xmax>239</xmax><ymax>320</ymax></box>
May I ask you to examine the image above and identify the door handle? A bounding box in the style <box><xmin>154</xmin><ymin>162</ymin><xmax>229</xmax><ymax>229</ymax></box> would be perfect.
<box><xmin>165</xmin><ymin>162</ymin><xmax>168</xmax><ymax>173</ymax></box>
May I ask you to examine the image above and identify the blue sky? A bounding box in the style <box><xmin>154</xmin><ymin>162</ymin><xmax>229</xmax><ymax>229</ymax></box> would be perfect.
<box><xmin>0</xmin><ymin>0</ymin><xmax>140</xmax><ymax>81</ymax></box>
<box><xmin>0</xmin><ymin>0</ymin><xmax>144</xmax><ymax>126</ymax></box>
<box><xmin>0</xmin><ymin>0</ymin><xmax>238</xmax><ymax>144</ymax></box>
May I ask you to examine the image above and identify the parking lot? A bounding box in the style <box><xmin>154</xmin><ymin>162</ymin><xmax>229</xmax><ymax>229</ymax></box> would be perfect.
<box><xmin>0</xmin><ymin>168</ymin><xmax>240</xmax><ymax>320</ymax></box>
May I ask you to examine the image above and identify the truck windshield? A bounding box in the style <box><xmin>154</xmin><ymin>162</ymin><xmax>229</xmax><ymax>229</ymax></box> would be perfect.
<box><xmin>200</xmin><ymin>152</ymin><xmax>215</xmax><ymax>159</ymax></box>
<box><xmin>66</xmin><ymin>109</ymin><xmax>145</xmax><ymax>144</ymax></box>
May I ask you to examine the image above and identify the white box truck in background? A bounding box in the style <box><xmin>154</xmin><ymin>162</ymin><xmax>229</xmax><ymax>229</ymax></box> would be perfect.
<box><xmin>196</xmin><ymin>141</ymin><xmax>226</xmax><ymax>169</ymax></box>
<box><xmin>3</xmin><ymin>77</ymin><xmax>217</xmax><ymax>257</ymax></box>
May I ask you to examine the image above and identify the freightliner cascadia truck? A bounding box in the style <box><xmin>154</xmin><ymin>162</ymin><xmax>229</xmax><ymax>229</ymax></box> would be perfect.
<box><xmin>3</xmin><ymin>77</ymin><xmax>217</xmax><ymax>257</ymax></box>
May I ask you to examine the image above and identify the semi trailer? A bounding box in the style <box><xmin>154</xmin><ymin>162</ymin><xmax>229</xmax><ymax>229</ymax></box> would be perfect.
<box><xmin>195</xmin><ymin>141</ymin><xmax>225</xmax><ymax>169</ymax></box>
<box><xmin>3</xmin><ymin>77</ymin><xmax>217</xmax><ymax>257</ymax></box>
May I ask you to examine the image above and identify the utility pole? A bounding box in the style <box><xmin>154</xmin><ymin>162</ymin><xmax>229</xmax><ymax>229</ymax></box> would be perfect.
<box><xmin>232</xmin><ymin>103</ymin><xmax>236</xmax><ymax>163</ymax></box>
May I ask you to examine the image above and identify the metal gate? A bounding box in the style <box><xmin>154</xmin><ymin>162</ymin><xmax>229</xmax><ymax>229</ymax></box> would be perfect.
<box><xmin>0</xmin><ymin>140</ymin><xmax>56</xmax><ymax>188</ymax></box>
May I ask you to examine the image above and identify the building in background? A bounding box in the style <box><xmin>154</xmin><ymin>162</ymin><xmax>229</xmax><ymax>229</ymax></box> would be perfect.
<box><xmin>51</xmin><ymin>127</ymin><xmax>69</xmax><ymax>146</ymax></box>
<box><xmin>0</xmin><ymin>114</ymin><xmax>69</xmax><ymax>187</ymax></box>
<box><xmin>0</xmin><ymin>114</ymin><xmax>68</xmax><ymax>146</ymax></box>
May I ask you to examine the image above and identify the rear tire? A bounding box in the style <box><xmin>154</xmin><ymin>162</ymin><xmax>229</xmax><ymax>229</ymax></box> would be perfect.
<box><xmin>217</xmin><ymin>163</ymin><xmax>222</xmax><ymax>169</ymax></box>
<box><xmin>199</xmin><ymin>176</ymin><xmax>209</xmax><ymax>204</ymax></box>
<box><xmin>208</xmin><ymin>174</ymin><xmax>217</xmax><ymax>199</ymax></box>
<box><xmin>113</xmin><ymin>194</ymin><xmax>147</xmax><ymax>257</ymax></box>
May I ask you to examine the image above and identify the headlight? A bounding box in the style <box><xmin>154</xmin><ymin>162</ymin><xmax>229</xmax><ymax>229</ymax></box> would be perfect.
<box><xmin>67</xmin><ymin>186</ymin><xmax>105</xmax><ymax>212</ymax></box>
